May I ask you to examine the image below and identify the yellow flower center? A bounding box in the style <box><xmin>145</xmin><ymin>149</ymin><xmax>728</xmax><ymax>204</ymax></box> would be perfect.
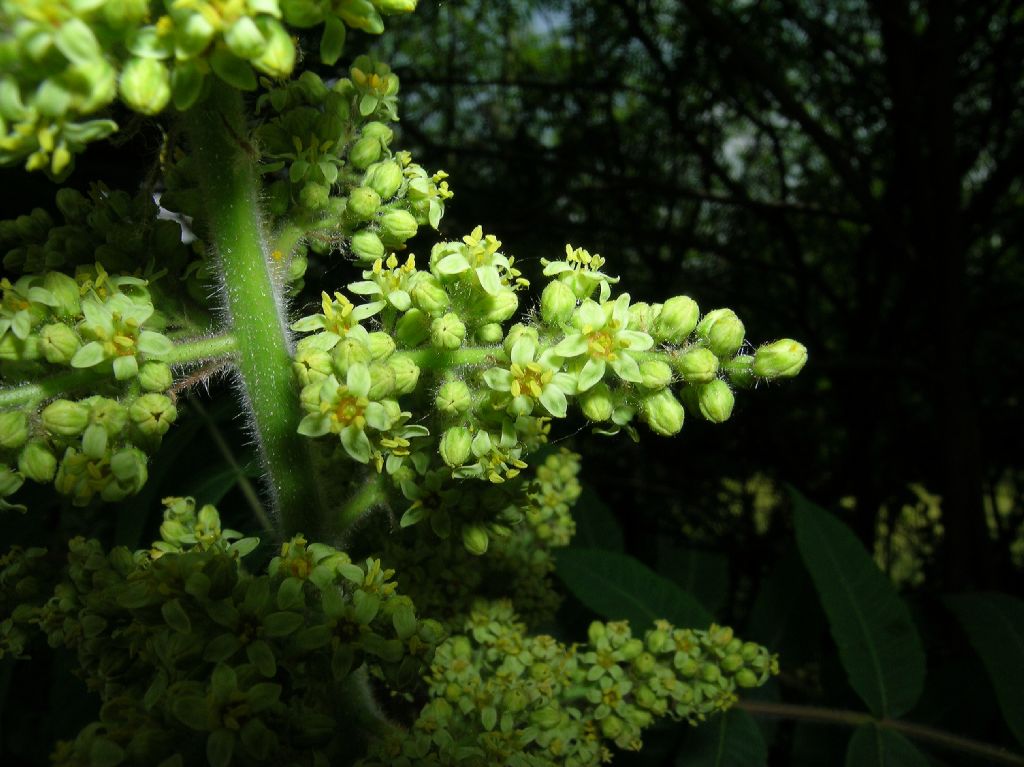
<box><xmin>510</xmin><ymin>362</ymin><xmax>552</xmax><ymax>399</ymax></box>
<box><xmin>586</xmin><ymin>330</ymin><xmax>617</xmax><ymax>360</ymax></box>
<box><xmin>333</xmin><ymin>393</ymin><xmax>367</xmax><ymax>429</ymax></box>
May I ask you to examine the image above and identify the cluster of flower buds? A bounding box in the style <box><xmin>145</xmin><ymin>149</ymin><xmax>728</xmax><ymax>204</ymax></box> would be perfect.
<box><xmin>4</xmin><ymin>498</ymin><xmax>443</xmax><ymax>766</ymax></box>
<box><xmin>366</xmin><ymin>449</ymin><xmax>582</xmax><ymax>631</ymax></box>
<box><xmin>291</xmin><ymin>231</ymin><xmax>806</xmax><ymax>553</ymax></box>
<box><xmin>252</xmin><ymin>65</ymin><xmax>452</xmax><ymax>288</ymax></box>
<box><xmin>0</xmin><ymin>0</ymin><xmax>419</xmax><ymax>175</ymax></box>
<box><xmin>361</xmin><ymin>599</ymin><xmax>777</xmax><ymax>767</ymax></box>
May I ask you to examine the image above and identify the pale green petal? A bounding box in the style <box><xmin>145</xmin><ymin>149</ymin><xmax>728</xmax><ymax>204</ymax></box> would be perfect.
<box><xmin>611</xmin><ymin>352</ymin><xmax>642</xmax><ymax>382</ymax></box>
<box><xmin>483</xmin><ymin>368</ymin><xmax>513</xmax><ymax>391</ymax></box>
<box><xmin>612</xmin><ymin>293</ymin><xmax>631</xmax><ymax>325</ymax></box>
<box><xmin>346</xmin><ymin>363</ymin><xmax>371</xmax><ymax>397</ymax></box>
<box><xmin>297</xmin><ymin>414</ymin><xmax>330</xmax><ymax>437</ymax></box>
<box><xmin>578</xmin><ymin>300</ymin><xmax>604</xmax><ymax>329</ymax></box>
<box><xmin>70</xmin><ymin>341</ymin><xmax>106</xmax><ymax>368</ymax></box>
<box><xmin>618</xmin><ymin>330</ymin><xmax>653</xmax><ymax>351</ymax></box>
<box><xmin>476</xmin><ymin>265</ymin><xmax>502</xmax><ymax>295</ymax></box>
<box><xmin>542</xmin><ymin>262</ymin><xmax>573</xmax><ymax>276</ymax></box>
<box><xmin>539</xmin><ymin>385</ymin><xmax>568</xmax><ymax>418</ymax></box>
<box><xmin>291</xmin><ymin>315</ymin><xmax>326</xmax><ymax>332</ymax></box>
<box><xmin>137</xmin><ymin>330</ymin><xmax>174</xmax><ymax>359</ymax></box>
<box><xmin>471</xmin><ymin>430</ymin><xmax>491</xmax><ymax>456</ymax></box>
<box><xmin>364</xmin><ymin>402</ymin><xmax>390</xmax><ymax>431</ymax></box>
<box><xmin>552</xmin><ymin>372</ymin><xmax>577</xmax><ymax>395</ymax></box>
<box><xmin>553</xmin><ymin>333</ymin><xmax>588</xmax><ymax>357</ymax></box>
<box><xmin>435</xmin><ymin>253</ymin><xmax>471</xmax><ymax>275</ymax></box>
<box><xmin>577</xmin><ymin>357</ymin><xmax>606</xmax><ymax>391</ymax></box>
<box><xmin>352</xmin><ymin>301</ymin><xmax>384</xmax><ymax>320</ymax></box>
<box><xmin>388</xmin><ymin>290</ymin><xmax>411</xmax><ymax>311</ymax></box>
<box><xmin>112</xmin><ymin>354</ymin><xmax>138</xmax><ymax>380</ymax></box>
<box><xmin>510</xmin><ymin>336</ymin><xmax>536</xmax><ymax>367</ymax></box>
<box><xmin>348</xmin><ymin>280</ymin><xmax>382</xmax><ymax>295</ymax></box>
<box><xmin>340</xmin><ymin>424</ymin><xmax>371</xmax><ymax>463</ymax></box>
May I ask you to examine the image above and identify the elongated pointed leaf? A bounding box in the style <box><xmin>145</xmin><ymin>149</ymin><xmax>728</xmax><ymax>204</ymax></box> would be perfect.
<box><xmin>792</xmin><ymin>489</ymin><xmax>924</xmax><ymax>717</ymax></box>
<box><xmin>658</xmin><ymin>540</ymin><xmax>728</xmax><ymax>613</ymax></box>
<box><xmin>946</xmin><ymin>593</ymin><xmax>1024</xmax><ymax>747</ymax></box>
<box><xmin>845</xmin><ymin>724</ymin><xmax>929</xmax><ymax>767</ymax></box>
<box><xmin>572</xmin><ymin>485</ymin><xmax>623</xmax><ymax>551</ymax></box>
<box><xmin>556</xmin><ymin>548</ymin><xmax>710</xmax><ymax>628</ymax></box>
<box><xmin>679</xmin><ymin>709</ymin><xmax>766</xmax><ymax>767</ymax></box>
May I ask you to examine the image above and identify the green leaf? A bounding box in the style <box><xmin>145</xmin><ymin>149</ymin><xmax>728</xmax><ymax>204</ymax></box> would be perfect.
<box><xmin>572</xmin><ymin>484</ymin><xmax>623</xmax><ymax>551</ymax></box>
<box><xmin>946</xmin><ymin>592</ymin><xmax>1024</xmax><ymax>747</ymax></box>
<box><xmin>657</xmin><ymin>541</ymin><xmax>728</xmax><ymax>614</ymax></box>
<box><xmin>320</xmin><ymin>16</ymin><xmax>346</xmax><ymax>65</ymax></box>
<box><xmin>556</xmin><ymin>548</ymin><xmax>710</xmax><ymax>628</ymax></box>
<box><xmin>679</xmin><ymin>709</ymin><xmax>766</xmax><ymax>767</ymax></box>
<box><xmin>792</xmin><ymin>489</ymin><xmax>925</xmax><ymax>718</ymax></box>
<box><xmin>844</xmin><ymin>724</ymin><xmax>930</xmax><ymax>767</ymax></box>
<box><xmin>206</xmin><ymin>729</ymin><xmax>235</xmax><ymax>767</ymax></box>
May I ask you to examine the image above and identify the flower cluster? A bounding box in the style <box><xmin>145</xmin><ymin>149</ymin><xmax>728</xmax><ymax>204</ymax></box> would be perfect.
<box><xmin>0</xmin><ymin>0</ymin><xmax>419</xmax><ymax>175</ymax></box>
<box><xmin>360</xmin><ymin>599</ymin><xmax>777</xmax><ymax>767</ymax></box>
<box><xmin>2</xmin><ymin>498</ymin><xmax>443</xmax><ymax>766</ymax></box>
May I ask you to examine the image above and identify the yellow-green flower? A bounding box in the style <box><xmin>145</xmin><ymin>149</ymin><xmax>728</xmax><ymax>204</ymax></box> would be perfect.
<box><xmin>483</xmin><ymin>336</ymin><xmax>575</xmax><ymax>418</ymax></box>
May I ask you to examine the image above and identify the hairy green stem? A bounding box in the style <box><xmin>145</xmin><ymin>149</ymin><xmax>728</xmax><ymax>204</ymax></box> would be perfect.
<box><xmin>737</xmin><ymin>700</ymin><xmax>1024</xmax><ymax>766</ymax></box>
<box><xmin>0</xmin><ymin>333</ymin><xmax>238</xmax><ymax>410</ymax></box>
<box><xmin>337</xmin><ymin>473</ymin><xmax>388</xmax><ymax>534</ymax></box>
<box><xmin>183</xmin><ymin>84</ymin><xmax>325</xmax><ymax>537</ymax></box>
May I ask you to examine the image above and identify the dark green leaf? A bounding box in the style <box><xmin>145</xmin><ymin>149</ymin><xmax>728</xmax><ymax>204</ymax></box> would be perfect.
<box><xmin>572</xmin><ymin>485</ymin><xmax>623</xmax><ymax>551</ymax></box>
<box><xmin>556</xmin><ymin>548</ymin><xmax>710</xmax><ymax>628</ymax></box>
<box><xmin>946</xmin><ymin>592</ymin><xmax>1024</xmax><ymax>747</ymax></box>
<box><xmin>657</xmin><ymin>541</ymin><xmax>728</xmax><ymax>613</ymax></box>
<box><xmin>679</xmin><ymin>709</ymin><xmax>766</xmax><ymax>767</ymax></box>
<box><xmin>792</xmin><ymin>489</ymin><xmax>925</xmax><ymax>718</ymax></box>
<box><xmin>844</xmin><ymin>724</ymin><xmax>930</xmax><ymax>767</ymax></box>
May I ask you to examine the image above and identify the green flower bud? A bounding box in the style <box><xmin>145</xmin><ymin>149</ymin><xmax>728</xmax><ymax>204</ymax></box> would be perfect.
<box><xmin>395</xmin><ymin>308</ymin><xmax>430</xmax><ymax>347</ymax></box>
<box><xmin>696</xmin><ymin>308</ymin><xmax>745</xmax><ymax>358</ymax></box>
<box><xmin>540</xmin><ymin>280</ymin><xmax>576</xmax><ymax>325</ymax></box>
<box><xmin>138</xmin><ymin>361</ymin><xmax>172</xmax><ymax>392</ymax></box>
<box><xmin>347</xmin><ymin>187</ymin><xmax>381</xmax><ymax>221</ymax></box>
<box><xmin>0</xmin><ymin>466</ymin><xmax>22</xmax><ymax>499</ymax></box>
<box><xmin>430</xmin><ymin>313</ymin><xmax>466</xmax><ymax>350</ymax></box>
<box><xmin>461</xmin><ymin>523</ymin><xmax>489</xmax><ymax>555</ymax></box>
<box><xmin>471</xmin><ymin>290</ymin><xmax>519</xmax><ymax>323</ymax></box>
<box><xmin>351</xmin><ymin>229</ymin><xmax>385</xmax><ymax>262</ymax></box>
<box><xmin>641</xmin><ymin>389</ymin><xmax>685</xmax><ymax>436</ymax></box>
<box><xmin>39</xmin><ymin>324</ymin><xmax>81</xmax><ymax>364</ymax></box>
<box><xmin>503</xmin><ymin>324</ymin><xmax>538</xmax><ymax>355</ymax></box>
<box><xmin>294</xmin><ymin>347</ymin><xmax>333</xmax><ymax>386</ymax></box>
<box><xmin>579</xmin><ymin>382</ymin><xmax>613</xmax><ymax>422</ymax></box>
<box><xmin>654</xmin><ymin>295</ymin><xmax>700</xmax><ymax>344</ymax></box>
<box><xmin>367</xmin><ymin>362</ymin><xmax>395</xmax><ymax>399</ymax></box>
<box><xmin>752</xmin><ymin>339</ymin><xmax>808</xmax><ymax>379</ymax></box>
<box><xmin>388</xmin><ymin>355</ymin><xmax>420</xmax><ymax>394</ymax></box>
<box><xmin>119</xmin><ymin>58</ymin><xmax>171</xmax><ymax>115</ymax></box>
<box><xmin>628</xmin><ymin>301</ymin><xmax>658</xmax><ymax>333</ymax></box>
<box><xmin>349</xmin><ymin>135</ymin><xmax>383</xmax><ymax>170</ymax></box>
<box><xmin>42</xmin><ymin>272</ymin><xmax>81</xmax><ymax>317</ymax></box>
<box><xmin>361</xmin><ymin>121</ymin><xmax>394</xmax><ymax>142</ymax></box>
<box><xmin>42</xmin><ymin>399</ymin><xmax>89</xmax><ymax>437</ymax></box>
<box><xmin>436</xmin><ymin>380</ymin><xmax>472</xmax><ymax>415</ymax></box>
<box><xmin>18</xmin><ymin>440</ymin><xmax>57</xmax><ymax>483</ymax></box>
<box><xmin>105</xmin><ymin>447</ymin><xmax>148</xmax><ymax>500</ymax></box>
<box><xmin>600</xmin><ymin>715</ymin><xmax>623</xmax><ymax>740</ymax></box>
<box><xmin>364</xmin><ymin>161</ymin><xmax>404</xmax><ymax>200</ymax></box>
<box><xmin>129</xmin><ymin>394</ymin><xmax>177</xmax><ymax>440</ymax></box>
<box><xmin>379</xmin><ymin>209</ymin><xmax>418</xmax><ymax>244</ymax></box>
<box><xmin>332</xmin><ymin>336</ymin><xmax>371</xmax><ymax>375</ymax></box>
<box><xmin>476</xmin><ymin>323</ymin><xmax>503</xmax><ymax>344</ymax></box>
<box><xmin>588</xmin><ymin>621</ymin><xmax>606</xmax><ymax>644</ymax></box>
<box><xmin>0</xmin><ymin>412</ymin><xmax>28</xmax><ymax>450</ymax></box>
<box><xmin>300</xmin><ymin>182</ymin><xmax>330</xmax><ymax>210</ymax></box>
<box><xmin>411</xmin><ymin>275</ymin><xmax>449</xmax><ymax>314</ymax></box>
<box><xmin>81</xmin><ymin>423</ymin><xmax>108</xmax><ymax>459</ymax></box>
<box><xmin>251</xmin><ymin>18</ymin><xmax>296</xmax><ymax>78</ymax></box>
<box><xmin>376</xmin><ymin>0</ymin><xmax>417</xmax><ymax>13</ymax></box>
<box><xmin>722</xmin><ymin>354</ymin><xmax>755</xmax><ymax>389</ymax></box>
<box><xmin>0</xmin><ymin>334</ymin><xmax>41</xmax><ymax>362</ymax></box>
<box><xmin>695</xmin><ymin>380</ymin><xmax>734</xmax><ymax>423</ymax></box>
<box><xmin>675</xmin><ymin>347</ymin><xmax>719</xmax><ymax>384</ymax></box>
<box><xmin>735</xmin><ymin>668</ymin><xmax>760</xmax><ymax>688</ymax></box>
<box><xmin>224</xmin><ymin>17</ymin><xmax>266</xmax><ymax>59</ymax></box>
<box><xmin>639</xmin><ymin>360</ymin><xmax>673</xmax><ymax>390</ymax></box>
<box><xmin>89</xmin><ymin>398</ymin><xmax>129</xmax><ymax>438</ymax></box>
<box><xmin>366</xmin><ymin>331</ymin><xmax>396</xmax><ymax>359</ymax></box>
<box><xmin>439</xmin><ymin>426</ymin><xmax>473</xmax><ymax>467</ymax></box>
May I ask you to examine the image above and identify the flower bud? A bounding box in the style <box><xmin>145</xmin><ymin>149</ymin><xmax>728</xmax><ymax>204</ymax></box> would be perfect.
<box><xmin>39</xmin><ymin>323</ymin><xmax>81</xmax><ymax>364</ymax></box>
<box><xmin>0</xmin><ymin>411</ymin><xmax>28</xmax><ymax>450</ymax></box>
<box><xmin>119</xmin><ymin>58</ymin><xmax>171</xmax><ymax>115</ymax></box>
<box><xmin>42</xmin><ymin>399</ymin><xmax>89</xmax><ymax>437</ymax></box>
<box><xmin>376</xmin><ymin>0</ymin><xmax>417</xmax><ymax>13</ymax></box>
<box><xmin>366</xmin><ymin>331</ymin><xmax>396</xmax><ymax>360</ymax></box>
<box><xmin>105</xmin><ymin>447</ymin><xmax>148</xmax><ymax>500</ymax></box>
<box><xmin>600</xmin><ymin>715</ymin><xmax>623</xmax><ymax>740</ymax></box>
<box><xmin>88</xmin><ymin>398</ymin><xmax>129</xmax><ymax>438</ymax></box>
<box><xmin>395</xmin><ymin>308</ymin><xmax>430</xmax><ymax>347</ymax></box>
<box><xmin>540</xmin><ymin>280</ymin><xmax>576</xmax><ymax>325</ymax></box>
<box><xmin>379</xmin><ymin>209</ymin><xmax>418</xmax><ymax>244</ymax></box>
<box><xmin>696</xmin><ymin>379</ymin><xmax>735</xmax><ymax>423</ymax></box>
<box><xmin>579</xmin><ymin>382</ymin><xmax>613</xmax><ymax>422</ymax></box>
<box><xmin>628</xmin><ymin>302</ymin><xmax>658</xmax><ymax>333</ymax></box>
<box><xmin>436</xmin><ymin>380</ymin><xmax>472</xmax><ymax>415</ymax></box>
<box><xmin>43</xmin><ymin>272</ymin><xmax>81</xmax><ymax>317</ymax></box>
<box><xmin>251</xmin><ymin>18</ymin><xmax>296</xmax><ymax>78</ymax></box>
<box><xmin>696</xmin><ymin>308</ymin><xmax>745</xmax><ymax>358</ymax></box>
<box><xmin>224</xmin><ymin>17</ymin><xmax>266</xmax><ymax>59</ymax></box>
<box><xmin>503</xmin><ymin>324</ymin><xmax>538</xmax><ymax>355</ymax></box>
<box><xmin>639</xmin><ymin>360</ymin><xmax>672</xmax><ymax>390</ymax></box>
<box><xmin>138</xmin><ymin>361</ymin><xmax>172</xmax><ymax>392</ymax></box>
<box><xmin>411</xmin><ymin>276</ymin><xmax>449</xmax><ymax>314</ymax></box>
<box><xmin>0</xmin><ymin>466</ymin><xmax>22</xmax><ymax>499</ymax></box>
<box><xmin>430</xmin><ymin>313</ymin><xmax>466</xmax><ymax>350</ymax></box>
<box><xmin>129</xmin><ymin>394</ymin><xmax>177</xmax><ymax>440</ymax></box>
<box><xmin>350</xmin><ymin>229</ymin><xmax>385</xmax><ymax>262</ymax></box>
<box><xmin>347</xmin><ymin>187</ymin><xmax>381</xmax><ymax>221</ymax></box>
<box><xmin>735</xmin><ymin>668</ymin><xmax>760</xmax><ymax>688</ymax></box>
<box><xmin>472</xmin><ymin>290</ymin><xmax>519</xmax><ymax>323</ymax></box>
<box><xmin>367</xmin><ymin>362</ymin><xmax>395</xmax><ymax>399</ymax></box>
<box><xmin>332</xmin><ymin>336</ymin><xmax>371</xmax><ymax>375</ymax></box>
<box><xmin>300</xmin><ymin>182</ymin><xmax>330</xmax><ymax>210</ymax></box>
<box><xmin>349</xmin><ymin>135</ymin><xmax>383</xmax><ymax>170</ymax></box>
<box><xmin>294</xmin><ymin>348</ymin><xmax>332</xmax><ymax>386</ymax></box>
<box><xmin>439</xmin><ymin>426</ymin><xmax>472</xmax><ymax>467</ymax></box>
<box><xmin>364</xmin><ymin>161</ymin><xmax>403</xmax><ymax>200</ymax></box>
<box><xmin>722</xmin><ymin>354</ymin><xmax>755</xmax><ymax>389</ymax></box>
<box><xmin>461</xmin><ymin>523</ymin><xmax>489</xmax><ymax>555</ymax></box>
<box><xmin>654</xmin><ymin>296</ymin><xmax>700</xmax><ymax>344</ymax></box>
<box><xmin>388</xmin><ymin>355</ymin><xmax>420</xmax><ymax>394</ymax></box>
<box><xmin>641</xmin><ymin>389</ymin><xmax>684</xmax><ymax>436</ymax></box>
<box><xmin>18</xmin><ymin>440</ymin><xmax>57</xmax><ymax>483</ymax></box>
<box><xmin>476</xmin><ymin>323</ymin><xmax>503</xmax><ymax>344</ymax></box>
<box><xmin>675</xmin><ymin>347</ymin><xmax>719</xmax><ymax>384</ymax></box>
<box><xmin>752</xmin><ymin>339</ymin><xmax>807</xmax><ymax>379</ymax></box>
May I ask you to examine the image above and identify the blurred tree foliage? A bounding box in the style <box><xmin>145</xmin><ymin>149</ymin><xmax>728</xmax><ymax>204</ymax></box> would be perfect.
<box><xmin>376</xmin><ymin>0</ymin><xmax>1024</xmax><ymax>591</ymax></box>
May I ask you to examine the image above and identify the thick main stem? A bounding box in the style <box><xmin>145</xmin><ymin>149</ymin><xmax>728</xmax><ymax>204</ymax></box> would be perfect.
<box><xmin>183</xmin><ymin>85</ymin><xmax>325</xmax><ymax>538</ymax></box>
